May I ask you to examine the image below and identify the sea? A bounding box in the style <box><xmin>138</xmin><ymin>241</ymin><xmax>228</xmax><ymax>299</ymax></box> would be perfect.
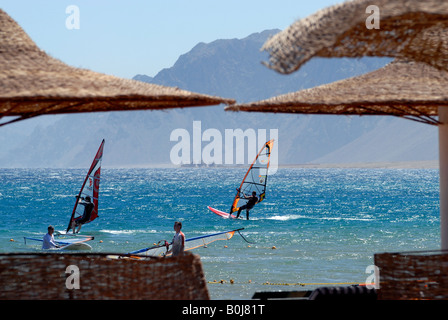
<box><xmin>0</xmin><ymin>167</ymin><xmax>441</xmax><ymax>300</ymax></box>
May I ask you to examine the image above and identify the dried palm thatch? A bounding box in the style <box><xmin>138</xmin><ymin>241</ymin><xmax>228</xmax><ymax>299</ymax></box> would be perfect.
<box><xmin>0</xmin><ymin>252</ymin><xmax>209</xmax><ymax>300</ymax></box>
<box><xmin>263</xmin><ymin>0</ymin><xmax>448</xmax><ymax>74</ymax></box>
<box><xmin>0</xmin><ymin>9</ymin><xmax>234</xmax><ymax>126</ymax></box>
<box><xmin>226</xmin><ymin>59</ymin><xmax>448</xmax><ymax>125</ymax></box>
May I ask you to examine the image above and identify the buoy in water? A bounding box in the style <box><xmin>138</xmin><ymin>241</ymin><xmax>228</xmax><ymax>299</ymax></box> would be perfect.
<box><xmin>272</xmin><ymin>246</ymin><xmax>277</xmax><ymax>249</ymax></box>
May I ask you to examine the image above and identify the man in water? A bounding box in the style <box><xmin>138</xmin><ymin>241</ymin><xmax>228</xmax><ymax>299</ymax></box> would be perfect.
<box><xmin>42</xmin><ymin>225</ymin><xmax>60</xmax><ymax>249</ymax></box>
<box><xmin>168</xmin><ymin>221</ymin><xmax>185</xmax><ymax>257</ymax></box>
<box><xmin>71</xmin><ymin>196</ymin><xmax>94</xmax><ymax>234</ymax></box>
<box><xmin>236</xmin><ymin>191</ymin><xmax>258</xmax><ymax>220</ymax></box>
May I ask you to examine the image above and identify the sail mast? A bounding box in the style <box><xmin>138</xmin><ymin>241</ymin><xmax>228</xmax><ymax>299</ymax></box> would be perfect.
<box><xmin>66</xmin><ymin>139</ymin><xmax>105</xmax><ymax>232</ymax></box>
<box><xmin>229</xmin><ymin>139</ymin><xmax>274</xmax><ymax>214</ymax></box>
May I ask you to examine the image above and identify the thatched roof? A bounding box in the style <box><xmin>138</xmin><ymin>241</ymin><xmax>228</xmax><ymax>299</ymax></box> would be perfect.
<box><xmin>226</xmin><ymin>60</ymin><xmax>448</xmax><ymax>125</ymax></box>
<box><xmin>262</xmin><ymin>0</ymin><xmax>448</xmax><ymax>74</ymax></box>
<box><xmin>0</xmin><ymin>9</ymin><xmax>234</xmax><ymax>126</ymax></box>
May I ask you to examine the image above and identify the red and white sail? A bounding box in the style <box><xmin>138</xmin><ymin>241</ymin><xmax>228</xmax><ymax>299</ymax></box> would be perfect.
<box><xmin>229</xmin><ymin>139</ymin><xmax>274</xmax><ymax>214</ymax></box>
<box><xmin>66</xmin><ymin>139</ymin><xmax>105</xmax><ymax>232</ymax></box>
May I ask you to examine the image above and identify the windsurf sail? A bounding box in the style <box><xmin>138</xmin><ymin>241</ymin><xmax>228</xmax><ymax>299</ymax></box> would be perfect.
<box><xmin>24</xmin><ymin>234</ymin><xmax>94</xmax><ymax>250</ymax></box>
<box><xmin>229</xmin><ymin>139</ymin><xmax>274</xmax><ymax>215</ymax></box>
<box><xmin>128</xmin><ymin>228</ymin><xmax>248</xmax><ymax>258</ymax></box>
<box><xmin>66</xmin><ymin>139</ymin><xmax>105</xmax><ymax>232</ymax></box>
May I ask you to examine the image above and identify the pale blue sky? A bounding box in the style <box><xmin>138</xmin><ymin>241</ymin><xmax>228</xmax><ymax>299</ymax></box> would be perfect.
<box><xmin>2</xmin><ymin>0</ymin><xmax>338</xmax><ymax>78</ymax></box>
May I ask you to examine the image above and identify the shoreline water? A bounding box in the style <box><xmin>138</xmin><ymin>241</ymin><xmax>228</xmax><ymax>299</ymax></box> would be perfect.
<box><xmin>0</xmin><ymin>167</ymin><xmax>441</xmax><ymax>299</ymax></box>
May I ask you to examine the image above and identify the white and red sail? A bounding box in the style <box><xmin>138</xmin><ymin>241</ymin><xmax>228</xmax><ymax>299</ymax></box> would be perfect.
<box><xmin>66</xmin><ymin>139</ymin><xmax>105</xmax><ymax>232</ymax></box>
<box><xmin>229</xmin><ymin>139</ymin><xmax>274</xmax><ymax>214</ymax></box>
<box><xmin>128</xmin><ymin>228</ymin><xmax>248</xmax><ymax>258</ymax></box>
<box><xmin>207</xmin><ymin>139</ymin><xmax>274</xmax><ymax>219</ymax></box>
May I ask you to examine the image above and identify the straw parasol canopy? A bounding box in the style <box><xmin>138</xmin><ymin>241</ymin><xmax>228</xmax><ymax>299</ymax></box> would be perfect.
<box><xmin>262</xmin><ymin>0</ymin><xmax>448</xmax><ymax>74</ymax></box>
<box><xmin>227</xmin><ymin>59</ymin><xmax>448</xmax><ymax>125</ymax></box>
<box><xmin>0</xmin><ymin>9</ymin><xmax>234</xmax><ymax>126</ymax></box>
<box><xmin>250</xmin><ymin>0</ymin><xmax>448</xmax><ymax>251</ymax></box>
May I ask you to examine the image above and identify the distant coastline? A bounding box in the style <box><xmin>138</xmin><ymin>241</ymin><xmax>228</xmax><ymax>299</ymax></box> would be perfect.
<box><xmin>0</xmin><ymin>160</ymin><xmax>438</xmax><ymax>170</ymax></box>
<box><xmin>98</xmin><ymin>160</ymin><xmax>439</xmax><ymax>170</ymax></box>
<box><xmin>279</xmin><ymin>160</ymin><xmax>439</xmax><ymax>169</ymax></box>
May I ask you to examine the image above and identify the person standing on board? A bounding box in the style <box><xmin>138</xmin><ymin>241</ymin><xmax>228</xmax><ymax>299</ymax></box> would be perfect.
<box><xmin>236</xmin><ymin>191</ymin><xmax>258</xmax><ymax>220</ymax></box>
<box><xmin>168</xmin><ymin>221</ymin><xmax>185</xmax><ymax>257</ymax></box>
<box><xmin>71</xmin><ymin>196</ymin><xmax>94</xmax><ymax>234</ymax></box>
<box><xmin>42</xmin><ymin>225</ymin><xmax>60</xmax><ymax>249</ymax></box>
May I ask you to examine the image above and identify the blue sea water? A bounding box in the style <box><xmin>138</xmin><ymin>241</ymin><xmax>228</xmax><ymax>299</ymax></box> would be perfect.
<box><xmin>0</xmin><ymin>167</ymin><xmax>441</xmax><ymax>299</ymax></box>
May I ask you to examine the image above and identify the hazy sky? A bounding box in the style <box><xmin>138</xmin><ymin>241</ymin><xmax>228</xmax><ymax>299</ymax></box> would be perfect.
<box><xmin>2</xmin><ymin>0</ymin><xmax>338</xmax><ymax>79</ymax></box>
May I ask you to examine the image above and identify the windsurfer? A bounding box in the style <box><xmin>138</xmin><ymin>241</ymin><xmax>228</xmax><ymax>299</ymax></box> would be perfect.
<box><xmin>167</xmin><ymin>221</ymin><xmax>185</xmax><ymax>257</ymax></box>
<box><xmin>236</xmin><ymin>191</ymin><xmax>258</xmax><ymax>220</ymax></box>
<box><xmin>42</xmin><ymin>225</ymin><xmax>60</xmax><ymax>249</ymax></box>
<box><xmin>71</xmin><ymin>196</ymin><xmax>94</xmax><ymax>233</ymax></box>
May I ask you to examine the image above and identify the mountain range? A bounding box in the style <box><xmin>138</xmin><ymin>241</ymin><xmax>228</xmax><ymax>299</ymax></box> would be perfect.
<box><xmin>0</xmin><ymin>29</ymin><xmax>439</xmax><ymax>168</ymax></box>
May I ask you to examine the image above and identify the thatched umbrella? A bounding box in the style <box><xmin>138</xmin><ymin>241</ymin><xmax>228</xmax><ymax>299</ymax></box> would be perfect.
<box><xmin>237</xmin><ymin>0</ymin><xmax>448</xmax><ymax>250</ymax></box>
<box><xmin>227</xmin><ymin>59</ymin><xmax>445</xmax><ymax>126</ymax></box>
<box><xmin>262</xmin><ymin>0</ymin><xmax>448</xmax><ymax>74</ymax></box>
<box><xmin>0</xmin><ymin>9</ymin><xmax>234</xmax><ymax>126</ymax></box>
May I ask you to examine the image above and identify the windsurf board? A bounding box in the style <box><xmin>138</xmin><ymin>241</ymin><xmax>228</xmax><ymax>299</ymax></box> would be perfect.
<box><xmin>207</xmin><ymin>206</ymin><xmax>237</xmax><ymax>219</ymax></box>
